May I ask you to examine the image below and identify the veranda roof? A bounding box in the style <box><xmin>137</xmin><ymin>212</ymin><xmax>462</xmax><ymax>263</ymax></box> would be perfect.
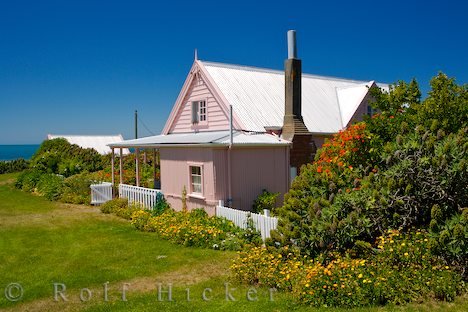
<box><xmin>108</xmin><ymin>130</ymin><xmax>290</xmax><ymax>148</ymax></box>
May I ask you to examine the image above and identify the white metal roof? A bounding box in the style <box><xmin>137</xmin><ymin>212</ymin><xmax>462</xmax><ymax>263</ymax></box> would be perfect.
<box><xmin>108</xmin><ymin>130</ymin><xmax>290</xmax><ymax>148</ymax></box>
<box><xmin>47</xmin><ymin>134</ymin><xmax>131</xmax><ymax>155</ymax></box>
<box><xmin>202</xmin><ymin>61</ymin><xmax>388</xmax><ymax>133</ymax></box>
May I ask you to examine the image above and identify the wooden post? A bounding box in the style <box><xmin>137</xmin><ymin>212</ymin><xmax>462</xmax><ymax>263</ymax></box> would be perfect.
<box><xmin>119</xmin><ymin>148</ymin><xmax>123</xmax><ymax>185</ymax></box>
<box><xmin>135</xmin><ymin>148</ymin><xmax>140</xmax><ymax>187</ymax></box>
<box><xmin>153</xmin><ymin>148</ymin><xmax>157</xmax><ymax>189</ymax></box>
<box><xmin>111</xmin><ymin>148</ymin><xmax>115</xmax><ymax>186</ymax></box>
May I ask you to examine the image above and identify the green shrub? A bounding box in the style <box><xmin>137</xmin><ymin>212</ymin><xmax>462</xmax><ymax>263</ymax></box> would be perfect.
<box><xmin>429</xmin><ymin>210</ymin><xmax>468</xmax><ymax>277</ymax></box>
<box><xmin>100</xmin><ymin>198</ymin><xmax>128</xmax><ymax>214</ymax></box>
<box><xmin>36</xmin><ymin>174</ymin><xmax>64</xmax><ymax>201</ymax></box>
<box><xmin>59</xmin><ymin>172</ymin><xmax>98</xmax><ymax>204</ymax></box>
<box><xmin>30</xmin><ymin>138</ymin><xmax>103</xmax><ymax>177</ymax></box>
<box><xmin>273</xmin><ymin>126</ymin><xmax>468</xmax><ymax>259</ymax></box>
<box><xmin>273</xmin><ymin>73</ymin><xmax>468</xmax><ymax>261</ymax></box>
<box><xmin>252</xmin><ymin>189</ymin><xmax>279</xmax><ymax>213</ymax></box>
<box><xmin>152</xmin><ymin>192</ymin><xmax>170</xmax><ymax>216</ymax></box>
<box><xmin>0</xmin><ymin>158</ymin><xmax>29</xmax><ymax>174</ymax></box>
<box><xmin>15</xmin><ymin>169</ymin><xmax>44</xmax><ymax>192</ymax></box>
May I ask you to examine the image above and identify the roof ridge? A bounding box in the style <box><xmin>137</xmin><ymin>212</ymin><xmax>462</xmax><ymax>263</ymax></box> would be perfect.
<box><xmin>200</xmin><ymin>60</ymin><xmax>371</xmax><ymax>84</ymax></box>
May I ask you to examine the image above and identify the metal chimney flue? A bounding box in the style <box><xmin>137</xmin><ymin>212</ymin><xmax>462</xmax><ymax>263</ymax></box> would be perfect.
<box><xmin>287</xmin><ymin>30</ymin><xmax>297</xmax><ymax>59</ymax></box>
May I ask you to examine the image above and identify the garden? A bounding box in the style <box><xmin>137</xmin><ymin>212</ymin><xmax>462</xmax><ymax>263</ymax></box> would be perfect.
<box><xmin>4</xmin><ymin>72</ymin><xmax>467</xmax><ymax>310</ymax></box>
<box><xmin>13</xmin><ymin>137</ymin><xmax>159</xmax><ymax>204</ymax></box>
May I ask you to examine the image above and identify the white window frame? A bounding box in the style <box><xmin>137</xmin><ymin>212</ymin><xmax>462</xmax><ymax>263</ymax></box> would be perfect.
<box><xmin>191</xmin><ymin>99</ymin><xmax>208</xmax><ymax>125</ymax></box>
<box><xmin>188</xmin><ymin>162</ymin><xmax>204</xmax><ymax>197</ymax></box>
<box><xmin>199</xmin><ymin>100</ymin><xmax>207</xmax><ymax>122</ymax></box>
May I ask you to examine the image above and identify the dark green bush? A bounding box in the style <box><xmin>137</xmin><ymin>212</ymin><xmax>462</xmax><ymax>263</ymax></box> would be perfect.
<box><xmin>429</xmin><ymin>210</ymin><xmax>468</xmax><ymax>277</ymax></box>
<box><xmin>252</xmin><ymin>189</ymin><xmax>279</xmax><ymax>213</ymax></box>
<box><xmin>0</xmin><ymin>158</ymin><xmax>29</xmax><ymax>174</ymax></box>
<box><xmin>152</xmin><ymin>192</ymin><xmax>170</xmax><ymax>216</ymax></box>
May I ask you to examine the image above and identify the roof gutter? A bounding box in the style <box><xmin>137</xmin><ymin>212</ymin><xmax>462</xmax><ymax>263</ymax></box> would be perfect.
<box><xmin>108</xmin><ymin>142</ymin><xmax>290</xmax><ymax>149</ymax></box>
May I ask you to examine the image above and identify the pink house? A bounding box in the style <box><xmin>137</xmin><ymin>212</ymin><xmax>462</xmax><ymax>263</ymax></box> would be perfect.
<box><xmin>109</xmin><ymin>31</ymin><xmax>388</xmax><ymax>213</ymax></box>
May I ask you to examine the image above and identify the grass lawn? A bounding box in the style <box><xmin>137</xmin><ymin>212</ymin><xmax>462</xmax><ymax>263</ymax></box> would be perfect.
<box><xmin>0</xmin><ymin>173</ymin><xmax>466</xmax><ymax>311</ymax></box>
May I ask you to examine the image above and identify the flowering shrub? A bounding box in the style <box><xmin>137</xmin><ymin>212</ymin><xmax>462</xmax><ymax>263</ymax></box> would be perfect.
<box><xmin>272</xmin><ymin>123</ymin><xmax>379</xmax><ymax>256</ymax></box>
<box><xmin>100</xmin><ymin>198</ymin><xmax>128</xmax><ymax>214</ymax></box>
<box><xmin>273</xmin><ymin>74</ymin><xmax>468</xmax><ymax>267</ymax></box>
<box><xmin>131</xmin><ymin>209</ymin><xmax>151</xmax><ymax>230</ymax></box>
<box><xmin>101</xmin><ymin>198</ymin><xmax>260</xmax><ymax>251</ymax></box>
<box><xmin>232</xmin><ymin>230</ymin><xmax>465</xmax><ymax>307</ymax></box>
<box><xmin>315</xmin><ymin>123</ymin><xmax>377</xmax><ymax>182</ymax></box>
<box><xmin>132</xmin><ymin>208</ymin><xmax>261</xmax><ymax>250</ymax></box>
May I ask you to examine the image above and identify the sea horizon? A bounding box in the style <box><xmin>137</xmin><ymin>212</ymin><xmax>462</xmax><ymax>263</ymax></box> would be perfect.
<box><xmin>0</xmin><ymin>144</ymin><xmax>41</xmax><ymax>161</ymax></box>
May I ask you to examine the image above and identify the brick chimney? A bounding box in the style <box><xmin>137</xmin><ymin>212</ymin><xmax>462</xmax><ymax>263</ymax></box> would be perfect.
<box><xmin>282</xmin><ymin>30</ymin><xmax>316</xmax><ymax>175</ymax></box>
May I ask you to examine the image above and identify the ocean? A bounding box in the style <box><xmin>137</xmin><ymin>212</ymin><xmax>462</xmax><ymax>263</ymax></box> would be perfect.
<box><xmin>0</xmin><ymin>144</ymin><xmax>41</xmax><ymax>161</ymax></box>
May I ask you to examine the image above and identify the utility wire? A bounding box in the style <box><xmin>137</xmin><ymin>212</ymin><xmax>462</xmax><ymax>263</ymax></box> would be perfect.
<box><xmin>137</xmin><ymin>115</ymin><xmax>157</xmax><ymax>136</ymax></box>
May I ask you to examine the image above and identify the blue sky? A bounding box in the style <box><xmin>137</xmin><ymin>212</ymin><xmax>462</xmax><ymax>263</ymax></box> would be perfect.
<box><xmin>0</xmin><ymin>0</ymin><xmax>466</xmax><ymax>144</ymax></box>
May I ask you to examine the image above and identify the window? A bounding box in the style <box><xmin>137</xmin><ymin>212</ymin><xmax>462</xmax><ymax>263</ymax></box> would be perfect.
<box><xmin>190</xmin><ymin>166</ymin><xmax>202</xmax><ymax>194</ymax></box>
<box><xmin>191</xmin><ymin>100</ymin><xmax>207</xmax><ymax>124</ymax></box>
<box><xmin>367</xmin><ymin>105</ymin><xmax>373</xmax><ymax>117</ymax></box>
<box><xmin>199</xmin><ymin>101</ymin><xmax>207</xmax><ymax>122</ymax></box>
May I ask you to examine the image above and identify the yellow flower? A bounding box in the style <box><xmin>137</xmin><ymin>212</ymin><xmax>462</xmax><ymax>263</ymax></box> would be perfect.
<box><xmin>358</xmin><ymin>273</ymin><xmax>363</xmax><ymax>278</ymax></box>
<box><xmin>404</xmin><ymin>252</ymin><xmax>409</xmax><ymax>256</ymax></box>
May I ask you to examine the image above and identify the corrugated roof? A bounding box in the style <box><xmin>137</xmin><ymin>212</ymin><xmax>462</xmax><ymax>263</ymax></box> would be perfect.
<box><xmin>108</xmin><ymin>130</ymin><xmax>289</xmax><ymax>148</ymax></box>
<box><xmin>47</xmin><ymin>134</ymin><xmax>130</xmax><ymax>155</ymax></box>
<box><xmin>202</xmin><ymin>61</ymin><xmax>388</xmax><ymax>133</ymax></box>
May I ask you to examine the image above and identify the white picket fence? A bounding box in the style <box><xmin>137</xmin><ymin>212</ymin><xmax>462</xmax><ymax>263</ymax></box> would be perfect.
<box><xmin>216</xmin><ymin>202</ymin><xmax>278</xmax><ymax>240</ymax></box>
<box><xmin>119</xmin><ymin>184</ymin><xmax>161</xmax><ymax>210</ymax></box>
<box><xmin>90</xmin><ymin>182</ymin><xmax>113</xmax><ymax>204</ymax></box>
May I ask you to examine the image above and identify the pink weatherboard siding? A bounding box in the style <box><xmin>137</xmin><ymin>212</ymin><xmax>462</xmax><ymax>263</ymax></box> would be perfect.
<box><xmin>160</xmin><ymin>145</ymin><xmax>290</xmax><ymax>213</ymax></box>
<box><xmin>159</xmin><ymin>147</ymin><xmax>217</xmax><ymax>215</ymax></box>
<box><xmin>229</xmin><ymin>146</ymin><xmax>289</xmax><ymax>211</ymax></box>
<box><xmin>169</xmin><ymin>74</ymin><xmax>230</xmax><ymax>133</ymax></box>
